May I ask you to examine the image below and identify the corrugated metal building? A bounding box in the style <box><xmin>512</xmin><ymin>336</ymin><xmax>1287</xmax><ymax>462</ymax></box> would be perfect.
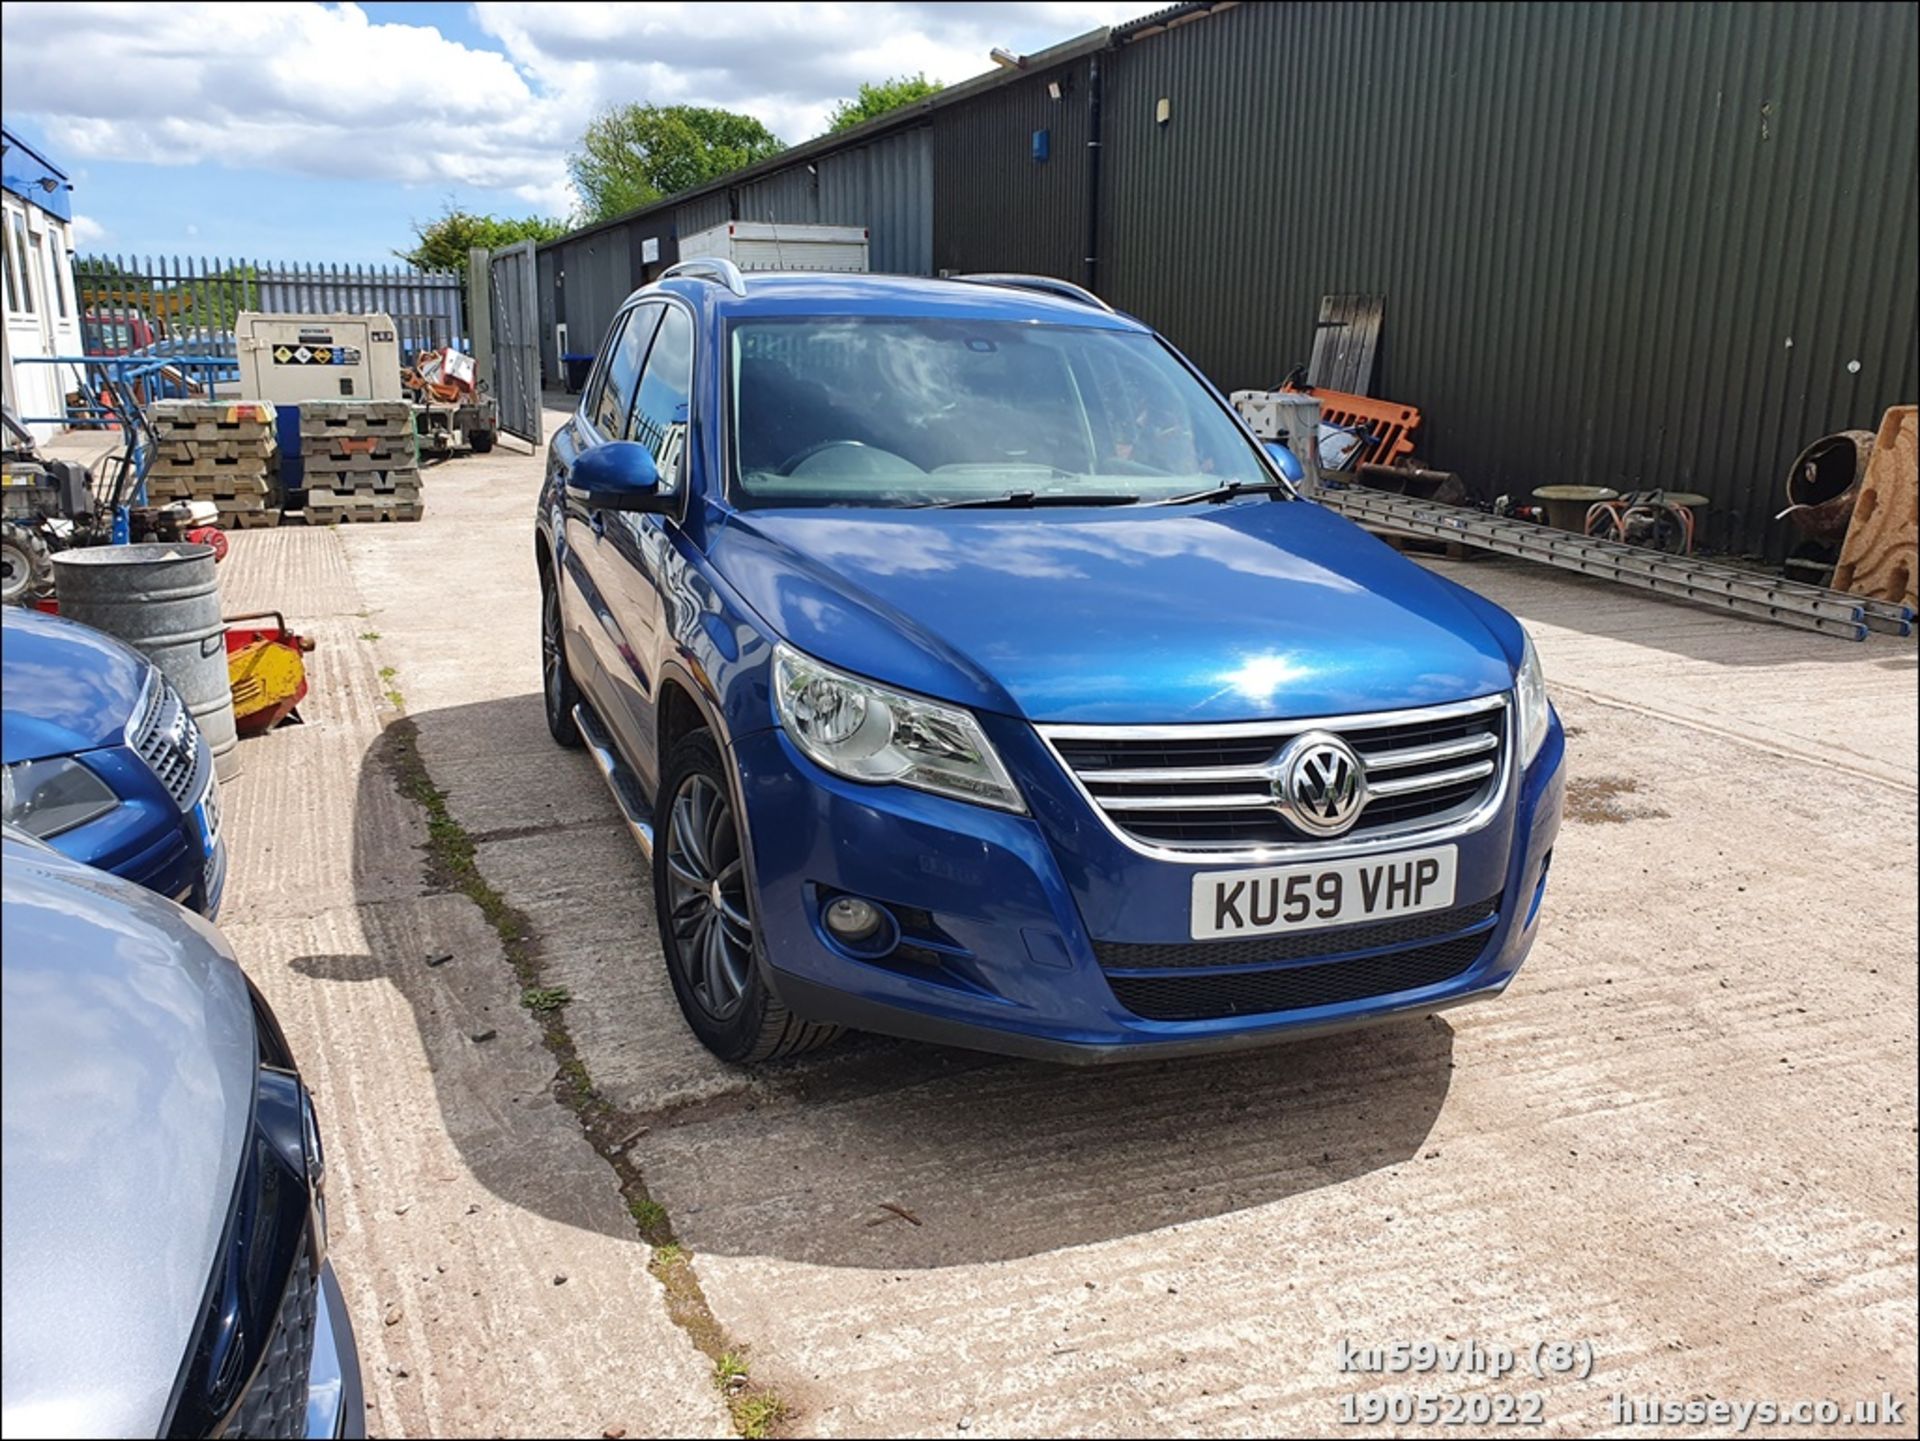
<box><xmin>538</xmin><ymin>0</ymin><xmax>1918</xmax><ymax>553</ymax></box>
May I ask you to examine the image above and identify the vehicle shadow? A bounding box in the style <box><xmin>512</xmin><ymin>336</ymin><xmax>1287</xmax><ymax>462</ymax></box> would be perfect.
<box><xmin>310</xmin><ymin>692</ymin><xmax>1457</xmax><ymax>1266</ymax></box>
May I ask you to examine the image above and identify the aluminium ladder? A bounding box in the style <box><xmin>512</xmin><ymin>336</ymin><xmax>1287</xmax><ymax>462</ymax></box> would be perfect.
<box><xmin>1312</xmin><ymin>482</ymin><xmax>1915</xmax><ymax>642</ymax></box>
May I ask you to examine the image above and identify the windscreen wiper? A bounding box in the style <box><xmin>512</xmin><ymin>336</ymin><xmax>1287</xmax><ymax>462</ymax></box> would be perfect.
<box><xmin>924</xmin><ymin>491</ymin><xmax>1142</xmax><ymax>510</ymax></box>
<box><xmin>1150</xmin><ymin>480</ymin><xmax>1292</xmax><ymax>506</ymax></box>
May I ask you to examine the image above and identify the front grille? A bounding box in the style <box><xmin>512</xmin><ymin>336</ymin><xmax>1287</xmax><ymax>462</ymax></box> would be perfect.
<box><xmin>1094</xmin><ymin>895</ymin><xmax>1499</xmax><ymax>971</ymax></box>
<box><xmin>1042</xmin><ymin>696</ymin><xmax>1508</xmax><ymax>853</ymax></box>
<box><xmin>1106</xmin><ymin>930</ymin><xmax>1491</xmax><ymax>1021</ymax></box>
<box><xmin>230</xmin><ymin>1247</ymin><xmax>318</xmax><ymax>1439</ymax></box>
<box><xmin>127</xmin><ymin>669</ymin><xmax>212</xmax><ymax>808</ymax></box>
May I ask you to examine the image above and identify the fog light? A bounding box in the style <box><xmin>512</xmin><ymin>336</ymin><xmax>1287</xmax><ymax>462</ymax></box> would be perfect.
<box><xmin>825</xmin><ymin>895</ymin><xmax>883</xmax><ymax>941</ymax></box>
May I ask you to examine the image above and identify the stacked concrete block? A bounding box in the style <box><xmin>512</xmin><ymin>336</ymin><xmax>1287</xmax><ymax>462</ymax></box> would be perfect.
<box><xmin>147</xmin><ymin>400</ymin><xmax>281</xmax><ymax>529</ymax></box>
<box><xmin>299</xmin><ymin>400</ymin><xmax>423</xmax><ymax>523</ymax></box>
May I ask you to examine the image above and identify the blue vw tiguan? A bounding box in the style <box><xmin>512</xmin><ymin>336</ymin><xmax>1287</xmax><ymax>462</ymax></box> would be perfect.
<box><xmin>536</xmin><ymin>266</ymin><xmax>1564</xmax><ymax>1064</ymax></box>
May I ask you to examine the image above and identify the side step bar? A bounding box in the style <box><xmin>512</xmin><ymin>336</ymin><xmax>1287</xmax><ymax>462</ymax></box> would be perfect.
<box><xmin>572</xmin><ymin>704</ymin><xmax>656</xmax><ymax>861</ymax></box>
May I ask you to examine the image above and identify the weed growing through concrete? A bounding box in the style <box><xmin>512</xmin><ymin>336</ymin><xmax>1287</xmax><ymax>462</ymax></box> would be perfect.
<box><xmin>715</xmin><ymin>1352</ymin><xmax>750</xmax><ymax>1389</ymax></box>
<box><xmin>377</xmin><ymin>706</ymin><xmax>791</xmax><ymax>1437</ymax></box>
<box><xmin>629</xmin><ymin>1198</ymin><xmax>669</xmax><ymax>1232</ymax></box>
<box><xmin>359</xmin><ymin>631</ymin><xmax>381</xmax><ymax>641</ymax></box>
<box><xmin>521</xmin><ymin>985</ymin><xmax>572</xmax><ymax>1014</ymax></box>
<box><xmin>732</xmin><ymin>1394</ymin><xmax>789</xmax><ymax>1440</ymax></box>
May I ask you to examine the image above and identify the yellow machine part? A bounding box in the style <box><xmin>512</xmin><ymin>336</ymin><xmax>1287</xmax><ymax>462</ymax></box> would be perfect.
<box><xmin>228</xmin><ymin>638</ymin><xmax>307</xmax><ymax>722</ymax></box>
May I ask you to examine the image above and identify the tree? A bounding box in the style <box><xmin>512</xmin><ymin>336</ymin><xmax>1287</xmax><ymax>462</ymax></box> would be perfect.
<box><xmin>568</xmin><ymin>104</ymin><xmax>786</xmax><ymax>223</ymax></box>
<box><xmin>398</xmin><ymin>207</ymin><xmax>568</xmax><ymax>274</ymax></box>
<box><xmin>827</xmin><ymin>74</ymin><xmax>944</xmax><ymax>133</ymax></box>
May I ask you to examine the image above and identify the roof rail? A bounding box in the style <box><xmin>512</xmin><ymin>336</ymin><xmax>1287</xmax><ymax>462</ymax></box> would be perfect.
<box><xmin>954</xmin><ymin>273</ymin><xmax>1115</xmax><ymax>313</ymax></box>
<box><xmin>662</xmin><ymin>257</ymin><xmax>748</xmax><ymax>297</ymax></box>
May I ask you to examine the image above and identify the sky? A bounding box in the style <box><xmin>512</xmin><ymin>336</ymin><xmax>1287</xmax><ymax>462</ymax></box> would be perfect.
<box><xmin>0</xmin><ymin>1</ymin><xmax>1139</xmax><ymax>264</ymax></box>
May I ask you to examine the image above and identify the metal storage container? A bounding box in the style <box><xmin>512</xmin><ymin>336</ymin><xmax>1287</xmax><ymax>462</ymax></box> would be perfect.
<box><xmin>51</xmin><ymin>543</ymin><xmax>240</xmax><ymax>782</ymax></box>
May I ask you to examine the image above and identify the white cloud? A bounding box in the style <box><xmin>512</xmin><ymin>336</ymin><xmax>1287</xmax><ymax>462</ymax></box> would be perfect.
<box><xmin>0</xmin><ymin>0</ymin><xmax>1139</xmax><ymax>221</ymax></box>
<box><xmin>472</xmin><ymin>1</ymin><xmax>1134</xmax><ymax>142</ymax></box>
<box><xmin>69</xmin><ymin>213</ymin><xmax>108</xmax><ymax>245</ymax></box>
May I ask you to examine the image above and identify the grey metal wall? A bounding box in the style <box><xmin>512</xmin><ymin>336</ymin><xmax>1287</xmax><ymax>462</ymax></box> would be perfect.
<box><xmin>545</xmin><ymin>228</ymin><xmax>635</xmax><ymax>373</ymax></box>
<box><xmin>933</xmin><ymin>60</ymin><xmax>1092</xmax><ymax>281</ymax></box>
<box><xmin>1093</xmin><ymin>0</ymin><xmax>1919</xmax><ymax>553</ymax></box>
<box><xmin>675</xmin><ymin>190</ymin><xmax>733</xmax><ymax>237</ymax></box>
<box><xmin>707</xmin><ymin>127</ymin><xmax>933</xmax><ymax>275</ymax></box>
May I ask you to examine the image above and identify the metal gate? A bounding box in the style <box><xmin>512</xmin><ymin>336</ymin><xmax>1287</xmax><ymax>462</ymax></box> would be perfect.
<box><xmin>488</xmin><ymin>241</ymin><xmax>541</xmax><ymax>447</ymax></box>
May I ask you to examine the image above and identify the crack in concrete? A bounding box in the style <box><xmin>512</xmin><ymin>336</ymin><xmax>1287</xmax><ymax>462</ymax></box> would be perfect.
<box><xmin>374</xmin><ymin>705</ymin><xmax>789</xmax><ymax>1439</ymax></box>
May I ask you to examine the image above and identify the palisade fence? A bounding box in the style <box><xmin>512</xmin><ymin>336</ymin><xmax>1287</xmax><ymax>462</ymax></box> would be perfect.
<box><xmin>73</xmin><ymin>253</ymin><xmax>467</xmax><ymax>359</ymax></box>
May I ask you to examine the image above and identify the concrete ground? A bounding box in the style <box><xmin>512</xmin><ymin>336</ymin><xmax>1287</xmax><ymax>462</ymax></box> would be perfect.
<box><xmin>211</xmin><ymin>418</ymin><xmax>1917</xmax><ymax>1438</ymax></box>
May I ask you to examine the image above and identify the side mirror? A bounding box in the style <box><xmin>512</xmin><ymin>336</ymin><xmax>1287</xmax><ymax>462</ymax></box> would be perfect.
<box><xmin>1263</xmin><ymin>440</ymin><xmax>1305</xmax><ymax>485</ymax></box>
<box><xmin>567</xmin><ymin>441</ymin><xmax>668</xmax><ymax>512</ymax></box>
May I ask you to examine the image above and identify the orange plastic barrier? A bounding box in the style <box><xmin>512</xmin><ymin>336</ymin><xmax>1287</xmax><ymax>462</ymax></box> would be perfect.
<box><xmin>1284</xmin><ymin>383</ymin><xmax>1421</xmax><ymax>469</ymax></box>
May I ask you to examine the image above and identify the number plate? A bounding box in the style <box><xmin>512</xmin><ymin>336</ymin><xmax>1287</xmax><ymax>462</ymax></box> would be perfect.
<box><xmin>192</xmin><ymin>776</ymin><xmax>223</xmax><ymax>854</ymax></box>
<box><xmin>1191</xmin><ymin>845</ymin><xmax>1458</xmax><ymax>940</ymax></box>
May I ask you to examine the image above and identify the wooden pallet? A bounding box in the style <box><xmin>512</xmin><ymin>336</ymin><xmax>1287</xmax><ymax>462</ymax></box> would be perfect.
<box><xmin>151</xmin><ymin>399</ymin><xmax>278</xmax><ymax>431</ymax></box>
<box><xmin>219</xmin><ymin>509</ymin><xmax>282</xmax><ymax>529</ymax></box>
<box><xmin>149</xmin><ymin>455</ymin><xmax>277</xmax><ymax>477</ymax></box>
<box><xmin>305</xmin><ymin>483</ymin><xmax>420</xmax><ymax>507</ymax></box>
<box><xmin>302</xmin><ymin>499</ymin><xmax>424</xmax><ymax>524</ymax></box>
<box><xmin>304</xmin><ymin>436</ymin><xmax>414</xmax><ymax>467</ymax></box>
<box><xmin>1833</xmin><ymin>405</ymin><xmax>1918</xmax><ymax>610</ymax></box>
<box><xmin>303</xmin><ymin>473</ymin><xmax>420</xmax><ymax>495</ymax></box>
<box><xmin>303</xmin><ymin>452</ymin><xmax>417</xmax><ymax>477</ymax></box>
<box><xmin>152</xmin><ymin>437</ymin><xmax>277</xmax><ymax>465</ymax></box>
<box><xmin>298</xmin><ymin>401</ymin><xmax>413</xmax><ymax>438</ymax></box>
<box><xmin>147</xmin><ymin>476</ymin><xmax>274</xmax><ymax>500</ymax></box>
<box><xmin>146</xmin><ymin>469</ymin><xmax>273</xmax><ymax>491</ymax></box>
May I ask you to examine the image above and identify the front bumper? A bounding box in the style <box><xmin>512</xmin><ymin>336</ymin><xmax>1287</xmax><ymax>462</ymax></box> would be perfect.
<box><xmin>730</xmin><ymin>712</ymin><xmax>1565</xmax><ymax>1063</ymax></box>
<box><xmin>41</xmin><ymin>745</ymin><xmax>226</xmax><ymax>918</ymax></box>
<box><xmin>307</xmin><ymin>1259</ymin><xmax>364</xmax><ymax>1439</ymax></box>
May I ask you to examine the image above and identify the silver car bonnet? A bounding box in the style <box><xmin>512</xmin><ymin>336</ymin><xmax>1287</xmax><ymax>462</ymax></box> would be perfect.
<box><xmin>1</xmin><ymin>835</ymin><xmax>256</xmax><ymax>1439</ymax></box>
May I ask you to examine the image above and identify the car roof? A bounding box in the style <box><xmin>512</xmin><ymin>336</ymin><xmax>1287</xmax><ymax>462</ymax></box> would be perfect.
<box><xmin>642</xmin><ymin>271</ymin><xmax>1147</xmax><ymax>332</ymax></box>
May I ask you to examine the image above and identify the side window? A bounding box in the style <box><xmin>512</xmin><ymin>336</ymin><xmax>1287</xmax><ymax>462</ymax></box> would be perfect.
<box><xmin>589</xmin><ymin>303</ymin><xmax>661</xmax><ymax>438</ymax></box>
<box><xmin>580</xmin><ymin>309</ymin><xmax>628</xmax><ymax>429</ymax></box>
<box><xmin>627</xmin><ymin>305</ymin><xmax>693</xmax><ymax>488</ymax></box>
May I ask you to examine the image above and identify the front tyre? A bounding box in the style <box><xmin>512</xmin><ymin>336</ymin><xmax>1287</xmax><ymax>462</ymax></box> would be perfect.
<box><xmin>654</xmin><ymin>729</ymin><xmax>840</xmax><ymax>1064</ymax></box>
<box><xmin>540</xmin><ymin>561</ymin><xmax>584</xmax><ymax>748</ymax></box>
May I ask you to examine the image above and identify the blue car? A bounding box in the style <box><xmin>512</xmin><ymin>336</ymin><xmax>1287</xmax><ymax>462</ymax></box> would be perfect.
<box><xmin>1</xmin><ymin>606</ymin><xmax>226</xmax><ymax>917</ymax></box>
<box><xmin>536</xmin><ymin>266</ymin><xmax>1564</xmax><ymax>1065</ymax></box>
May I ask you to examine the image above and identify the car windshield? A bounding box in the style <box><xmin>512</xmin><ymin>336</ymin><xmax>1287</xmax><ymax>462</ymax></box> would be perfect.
<box><xmin>729</xmin><ymin>316</ymin><xmax>1274</xmax><ymax>507</ymax></box>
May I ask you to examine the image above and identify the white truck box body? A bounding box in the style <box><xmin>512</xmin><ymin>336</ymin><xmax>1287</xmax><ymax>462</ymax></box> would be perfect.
<box><xmin>675</xmin><ymin>222</ymin><xmax>869</xmax><ymax>273</ymax></box>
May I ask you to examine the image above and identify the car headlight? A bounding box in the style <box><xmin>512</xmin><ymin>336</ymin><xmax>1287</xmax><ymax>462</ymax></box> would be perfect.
<box><xmin>0</xmin><ymin>756</ymin><xmax>119</xmax><ymax>839</ymax></box>
<box><xmin>772</xmin><ymin>643</ymin><xmax>1026</xmax><ymax>812</ymax></box>
<box><xmin>1515</xmin><ymin>631</ymin><xmax>1552</xmax><ymax>768</ymax></box>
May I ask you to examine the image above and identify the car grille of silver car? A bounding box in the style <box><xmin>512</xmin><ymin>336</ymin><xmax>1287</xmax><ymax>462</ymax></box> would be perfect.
<box><xmin>230</xmin><ymin>1247</ymin><xmax>319</xmax><ymax>1438</ymax></box>
<box><xmin>127</xmin><ymin>669</ymin><xmax>212</xmax><ymax>808</ymax></box>
<box><xmin>1041</xmin><ymin>694</ymin><xmax>1508</xmax><ymax>854</ymax></box>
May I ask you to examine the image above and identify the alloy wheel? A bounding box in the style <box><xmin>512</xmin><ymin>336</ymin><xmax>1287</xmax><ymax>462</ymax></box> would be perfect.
<box><xmin>663</xmin><ymin>773</ymin><xmax>753</xmax><ymax>1019</ymax></box>
<box><xmin>541</xmin><ymin>582</ymin><xmax>562</xmax><ymax>714</ymax></box>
